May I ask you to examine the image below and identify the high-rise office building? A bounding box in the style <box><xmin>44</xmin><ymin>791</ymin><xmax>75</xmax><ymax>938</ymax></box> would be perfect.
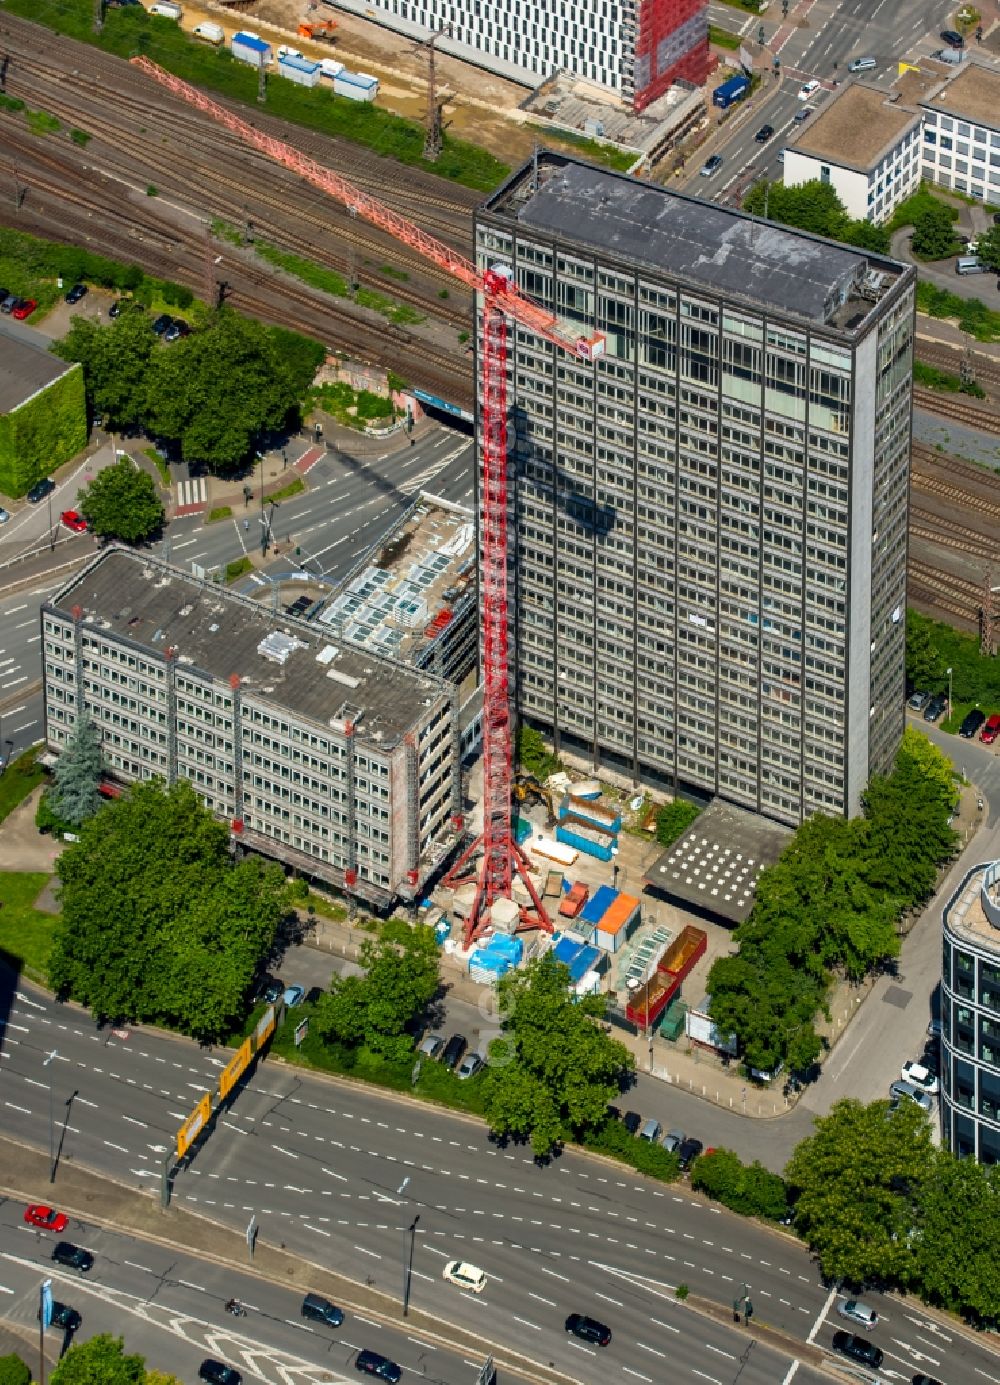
<box><xmin>476</xmin><ymin>154</ymin><xmax>914</xmax><ymax>826</ymax></box>
<box><xmin>941</xmin><ymin>860</ymin><xmax>1000</xmax><ymax>1164</ymax></box>
<box><xmin>333</xmin><ymin>0</ymin><xmax>709</xmax><ymax>111</ymax></box>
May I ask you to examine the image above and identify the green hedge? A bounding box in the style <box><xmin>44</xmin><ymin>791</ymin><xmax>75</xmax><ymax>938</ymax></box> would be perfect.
<box><xmin>0</xmin><ymin>362</ymin><xmax>87</xmax><ymax>497</ymax></box>
<box><xmin>915</xmin><ymin>281</ymin><xmax>1000</xmax><ymax>342</ymax></box>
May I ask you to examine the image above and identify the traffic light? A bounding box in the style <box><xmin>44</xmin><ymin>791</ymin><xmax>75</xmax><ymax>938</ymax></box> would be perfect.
<box><xmin>782</xmin><ymin>0</ymin><xmax>788</xmax><ymax>15</ymax></box>
<box><xmin>757</xmin><ymin>23</ymin><xmax>765</xmax><ymax>43</ymax></box>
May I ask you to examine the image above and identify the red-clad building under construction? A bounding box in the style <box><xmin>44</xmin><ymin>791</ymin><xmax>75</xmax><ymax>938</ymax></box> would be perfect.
<box><xmin>628</xmin><ymin>0</ymin><xmax>711</xmax><ymax>110</ymax></box>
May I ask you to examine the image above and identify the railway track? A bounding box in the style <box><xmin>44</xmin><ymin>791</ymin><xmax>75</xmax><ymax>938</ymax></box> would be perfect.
<box><xmin>912</xmin><ymin>384</ymin><xmax>1000</xmax><ymax>431</ymax></box>
<box><xmin>911</xmin><ymin>469</ymin><xmax>1000</xmax><ymax>522</ymax></box>
<box><xmin>909</xmin><ymin>507</ymin><xmax>999</xmax><ymax>560</ymax></box>
<box><xmin>908</xmin><ymin>559</ymin><xmax>985</xmax><ymax>628</ymax></box>
<box><xmin>914</xmin><ymin>338</ymin><xmax>1000</xmax><ymax>394</ymax></box>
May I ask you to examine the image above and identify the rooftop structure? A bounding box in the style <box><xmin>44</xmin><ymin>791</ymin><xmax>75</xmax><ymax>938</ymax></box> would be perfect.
<box><xmin>320</xmin><ymin>494</ymin><xmax>476</xmax><ymax>683</ymax></box>
<box><xmin>644</xmin><ymin>800</ymin><xmax>793</xmax><ymax>924</ymax></box>
<box><xmin>42</xmin><ymin>548</ymin><xmax>461</xmax><ymax>905</ymax></box>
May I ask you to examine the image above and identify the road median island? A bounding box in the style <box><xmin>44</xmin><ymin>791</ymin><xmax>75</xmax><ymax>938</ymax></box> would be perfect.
<box><xmin>0</xmin><ymin>1133</ymin><xmax>576</xmax><ymax>1385</ymax></box>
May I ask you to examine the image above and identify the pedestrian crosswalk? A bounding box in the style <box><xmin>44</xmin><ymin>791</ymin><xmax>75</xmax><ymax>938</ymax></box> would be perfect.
<box><xmin>176</xmin><ymin>477</ymin><xmax>207</xmax><ymax>509</ymax></box>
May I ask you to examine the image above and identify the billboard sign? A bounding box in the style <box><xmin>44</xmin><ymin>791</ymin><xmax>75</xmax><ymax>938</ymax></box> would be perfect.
<box><xmin>219</xmin><ymin>1038</ymin><xmax>252</xmax><ymax>1099</ymax></box>
<box><xmin>254</xmin><ymin>1004</ymin><xmax>276</xmax><ymax>1050</ymax></box>
<box><xmin>176</xmin><ymin>1092</ymin><xmax>212</xmax><ymax>1159</ymax></box>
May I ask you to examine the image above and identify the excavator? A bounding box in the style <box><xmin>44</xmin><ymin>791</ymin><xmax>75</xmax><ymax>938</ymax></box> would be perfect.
<box><xmin>298</xmin><ymin>16</ymin><xmax>337</xmax><ymax>41</ymax></box>
<box><xmin>512</xmin><ymin>773</ymin><xmax>556</xmax><ymax>821</ymax></box>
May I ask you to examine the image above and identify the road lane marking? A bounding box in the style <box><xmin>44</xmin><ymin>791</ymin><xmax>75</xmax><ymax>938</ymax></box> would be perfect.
<box><xmin>807</xmin><ymin>1284</ymin><xmax>838</xmax><ymax>1344</ymax></box>
<box><xmin>511</xmin><ymin>1315</ymin><xmax>540</xmax><ymax>1331</ymax></box>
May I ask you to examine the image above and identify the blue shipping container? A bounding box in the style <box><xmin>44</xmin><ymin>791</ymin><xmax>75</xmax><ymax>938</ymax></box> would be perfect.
<box><xmin>557</xmin><ymin>823</ymin><xmax>615</xmax><ymax>862</ymax></box>
<box><xmin>580</xmin><ymin>884</ymin><xmax>617</xmax><ymax>925</ymax></box>
<box><xmin>713</xmin><ymin>75</ymin><xmax>750</xmax><ymax>108</ymax></box>
<box><xmin>232</xmin><ymin>32</ymin><xmax>271</xmax><ymax>66</ymax></box>
<box><xmin>278</xmin><ymin>54</ymin><xmax>321</xmax><ymax>86</ymax></box>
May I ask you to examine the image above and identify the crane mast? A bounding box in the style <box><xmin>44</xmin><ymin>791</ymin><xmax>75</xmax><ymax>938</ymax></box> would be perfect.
<box><xmin>130</xmin><ymin>57</ymin><xmax>605</xmax><ymax>945</ymax></box>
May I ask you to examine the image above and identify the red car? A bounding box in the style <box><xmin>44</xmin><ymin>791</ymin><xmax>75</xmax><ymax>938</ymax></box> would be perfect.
<box><xmin>24</xmin><ymin>1204</ymin><xmax>68</xmax><ymax>1233</ymax></box>
<box><xmin>60</xmin><ymin>510</ymin><xmax>87</xmax><ymax>533</ymax></box>
<box><xmin>981</xmin><ymin>714</ymin><xmax>1000</xmax><ymax>745</ymax></box>
<box><xmin>11</xmin><ymin>298</ymin><xmax>37</xmax><ymax>320</ymax></box>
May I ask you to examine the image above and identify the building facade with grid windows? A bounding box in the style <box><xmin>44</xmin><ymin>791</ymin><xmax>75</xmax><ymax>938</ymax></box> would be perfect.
<box><xmin>477</xmin><ymin>154</ymin><xmax>914</xmax><ymax>826</ymax></box>
<box><xmin>41</xmin><ymin>549</ymin><xmax>461</xmax><ymax>909</ymax></box>
<box><xmin>941</xmin><ymin>861</ymin><xmax>1000</xmax><ymax>1165</ymax></box>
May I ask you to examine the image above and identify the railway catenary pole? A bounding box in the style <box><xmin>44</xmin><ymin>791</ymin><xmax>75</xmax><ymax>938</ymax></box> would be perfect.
<box><xmin>129</xmin><ymin>57</ymin><xmax>606</xmax><ymax>946</ymax></box>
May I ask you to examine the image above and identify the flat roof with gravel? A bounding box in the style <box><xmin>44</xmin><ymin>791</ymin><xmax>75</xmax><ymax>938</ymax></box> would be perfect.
<box><xmin>790</xmin><ymin>84</ymin><xmax>920</xmax><ymax>172</ymax></box>
<box><xmin>923</xmin><ymin>61</ymin><xmax>1000</xmax><ymax>130</ymax></box>
<box><xmin>0</xmin><ymin>318</ymin><xmax>78</xmax><ymax>415</ymax></box>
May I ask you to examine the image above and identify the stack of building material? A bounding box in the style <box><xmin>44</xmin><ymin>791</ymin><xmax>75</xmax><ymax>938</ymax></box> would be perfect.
<box><xmin>468</xmin><ymin>933</ymin><xmax>523</xmax><ymax>983</ymax></box>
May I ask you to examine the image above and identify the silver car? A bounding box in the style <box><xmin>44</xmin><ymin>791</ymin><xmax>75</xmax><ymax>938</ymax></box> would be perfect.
<box><xmin>418</xmin><ymin>1033</ymin><xmax>444</xmax><ymax>1059</ymax></box>
<box><xmin>661</xmin><ymin>1129</ymin><xmax>685</xmax><ymax>1153</ymax></box>
<box><xmin>837</xmin><ymin>1299</ymin><xmax>878</xmax><ymax>1328</ymax></box>
<box><xmin>0</xmin><ymin>507</ymin><xmax>9</xmax><ymax>524</ymax></box>
<box><xmin>889</xmin><ymin>1079</ymin><xmax>933</xmax><ymax>1113</ymax></box>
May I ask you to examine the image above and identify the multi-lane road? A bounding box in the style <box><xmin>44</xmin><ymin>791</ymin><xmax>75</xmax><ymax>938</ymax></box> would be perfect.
<box><xmin>2</xmin><ymin>971</ymin><xmax>998</xmax><ymax>1385</ymax></box>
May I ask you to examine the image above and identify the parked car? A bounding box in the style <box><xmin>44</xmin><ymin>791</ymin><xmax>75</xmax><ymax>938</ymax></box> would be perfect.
<box><xmin>257</xmin><ymin>975</ymin><xmax>283</xmax><ymax>1004</ymax></box>
<box><xmin>11</xmin><ymin>298</ymin><xmax>37</xmax><ymax>319</ymax></box>
<box><xmin>928</xmin><ymin>1018</ymin><xmax>942</xmax><ymax>1039</ymax></box>
<box><xmin>797</xmin><ymin>78</ymin><xmax>821</xmax><ymax>100</ymax></box>
<box><xmin>442</xmin><ymin>1260</ymin><xmax>487</xmax><ymax>1293</ymax></box>
<box><xmin>639</xmin><ymin>1118</ymin><xmax>662</xmax><ymax>1142</ymax></box>
<box><xmin>286</xmin><ymin>595</ymin><xmax>312</xmax><ymax>617</ymax></box>
<box><xmin>277</xmin><ymin>44</ymin><xmax>303</xmax><ymax>58</ymax></box>
<box><xmin>418</xmin><ymin>1033</ymin><xmax>444</xmax><ymax>1059</ymax></box>
<box><xmin>923</xmin><ymin>693</ymin><xmax>947</xmax><ymax>723</ymax></box>
<box><xmin>661</xmin><ymin>1128</ymin><xmax>685</xmax><ymax>1153</ymax></box>
<box><xmin>566</xmin><ymin>1313</ymin><xmax>612</xmax><ymax>1346</ymax></box>
<box><xmin>64</xmin><ymin>283</ymin><xmax>87</xmax><ymax>304</ymax></box>
<box><xmin>164</xmin><ymin>319</ymin><xmax>190</xmax><ymax>342</ymax></box>
<box><xmin>832</xmin><ymin>1331</ymin><xmax>883</xmax><ymax>1369</ymax></box>
<box><xmin>355</xmin><ymin>1349</ymin><xmax>401</xmax><ymax>1382</ymax></box>
<box><xmin>793</xmin><ymin>105</ymin><xmax>814</xmax><ymax>123</ymax></box>
<box><xmin>981</xmin><ymin>713</ymin><xmax>1000</xmax><ymax>744</ymax></box>
<box><xmin>889</xmin><ymin>1078</ymin><xmax>933</xmax><ymax>1113</ymax></box>
<box><xmin>559</xmin><ymin>881</ymin><xmax>589</xmax><ymax>917</ymax></box>
<box><xmin>0</xmin><ymin>292</ymin><xmax>20</xmax><ymax>313</ymax></box>
<box><xmin>913</xmin><ymin>1376</ymin><xmax>944</xmax><ymax>1385</ymax></box>
<box><xmin>151</xmin><ymin>313</ymin><xmax>173</xmax><ymax>336</ymax></box>
<box><xmin>457</xmin><ymin>1051</ymin><xmax>483</xmax><ymax>1080</ymax></box>
<box><xmin>44</xmin><ymin>1301</ymin><xmax>81</xmax><ymax>1331</ymax></box>
<box><xmin>622</xmin><ymin>1111</ymin><xmax>642</xmax><ymax>1135</ymax></box>
<box><xmin>837</xmin><ymin>1299</ymin><xmax>878</xmax><ymax>1328</ymax></box>
<box><xmin>921</xmin><ymin>1038</ymin><xmax>941</xmax><ymax>1071</ymax></box>
<box><xmin>60</xmin><ymin>510</ymin><xmax>87</xmax><ymax>533</ymax></box>
<box><xmin>960</xmin><ymin>708</ymin><xmax>987</xmax><ymax>738</ymax></box>
<box><xmin>754</xmin><ymin>124</ymin><xmax>774</xmax><ymax>142</ymax></box>
<box><xmin>901</xmin><ymin>1060</ymin><xmax>940</xmax><ymax>1095</ymax></box>
<box><xmin>51</xmin><ymin>1242</ymin><xmax>94</xmax><ymax>1273</ymax></box>
<box><xmin>0</xmin><ymin>507</ymin><xmax>9</xmax><ymax>524</ymax></box>
<box><xmin>283</xmin><ymin>984</ymin><xmax>305</xmax><ymax>1008</ymax></box>
<box><xmin>198</xmin><ymin>1363</ymin><xmax>242</xmax><ymax>1385</ymax></box>
<box><xmin>940</xmin><ymin>28</ymin><xmax>965</xmax><ymax>46</ymax></box>
<box><xmin>441</xmin><ymin>1033</ymin><xmax>467</xmax><ymax>1069</ymax></box>
<box><xmin>27</xmin><ymin>477</ymin><xmax>55</xmax><ymax>504</ymax></box>
<box><xmin>25</xmin><ymin>1205</ymin><xmax>68</xmax><ymax>1233</ymax></box>
<box><xmin>678</xmin><ymin>1137</ymin><xmax>704</xmax><ymax>1170</ymax></box>
<box><xmin>700</xmin><ymin>154</ymin><xmax>723</xmax><ymax>177</ymax></box>
<box><xmin>301</xmin><ymin>1292</ymin><xmax>344</xmax><ymax>1327</ymax></box>
<box><xmin>907</xmin><ymin>690</ymin><xmax>930</xmax><ymax>711</ymax></box>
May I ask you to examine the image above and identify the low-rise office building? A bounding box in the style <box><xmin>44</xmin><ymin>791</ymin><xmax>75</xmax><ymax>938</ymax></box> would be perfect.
<box><xmin>920</xmin><ymin>60</ymin><xmax>1000</xmax><ymax>205</ymax></box>
<box><xmin>941</xmin><ymin>859</ymin><xmax>1000</xmax><ymax>1165</ymax></box>
<box><xmin>42</xmin><ymin>548</ymin><xmax>462</xmax><ymax>908</ymax></box>
<box><xmin>784</xmin><ymin>83</ymin><xmax>922</xmax><ymax>223</ymax></box>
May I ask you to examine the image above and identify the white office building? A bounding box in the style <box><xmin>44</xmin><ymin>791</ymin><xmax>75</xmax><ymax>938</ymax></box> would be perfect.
<box><xmin>784</xmin><ymin>84</ymin><xmax>922</xmax><ymax>224</ymax></box>
<box><xmin>920</xmin><ymin>60</ymin><xmax>1000</xmax><ymax>204</ymax></box>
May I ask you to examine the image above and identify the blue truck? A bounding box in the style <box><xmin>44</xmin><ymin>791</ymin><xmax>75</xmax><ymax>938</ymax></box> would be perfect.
<box><xmin>712</xmin><ymin>74</ymin><xmax>751</xmax><ymax>108</ymax></box>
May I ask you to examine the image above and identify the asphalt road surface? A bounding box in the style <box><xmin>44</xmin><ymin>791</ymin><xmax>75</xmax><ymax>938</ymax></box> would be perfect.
<box><xmin>2</xmin><ymin>973</ymin><xmax>997</xmax><ymax>1385</ymax></box>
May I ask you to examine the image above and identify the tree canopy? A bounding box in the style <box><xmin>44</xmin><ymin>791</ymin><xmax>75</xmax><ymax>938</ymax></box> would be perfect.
<box><xmin>0</xmin><ymin>1355</ymin><xmax>31</xmax><ymax>1385</ymax></box>
<box><xmin>743</xmin><ymin>179</ymin><xmax>890</xmax><ymax>253</ymax></box>
<box><xmin>480</xmin><ymin>952</ymin><xmax>635</xmax><ymax>1156</ymax></box>
<box><xmin>53</xmin><ymin>311</ymin><xmax>156</xmax><ymax>431</ymax></box>
<box><xmin>78</xmin><ymin>457</ymin><xmax>164</xmax><ymax>544</ymax></box>
<box><xmin>975</xmin><ymin>223</ymin><xmax>1000</xmax><ymax>273</ymax></box>
<box><xmin>314</xmin><ymin>920</ymin><xmax>440</xmax><ymax>1062</ymax></box>
<box><xmin>50</xmin><ymin>778</ymin><xmax>286</xmax><ymax>1040</ymax></box>
<box><xmin>907</xmin><ymin>607</ymin><xmax>1000</xmax><ymax>706</ymax></box>
<box><xmin>692</xmin><ymin>1148</ymin><xmax>789</xmax><ymax>1220</ymax></box>
<box><xmin>911</xmin><ymin>202</ymin><xmax>959</xmax><ymax>259</ymax></box>
<box><xmin>785</xmin><ymin>1098</ymin><xmax>935</xmax><ymax>1285</ymax></box>
<box><xmin>49</xmin><ymin>710</ymin><xmax>102</xmax><ymax>826</ymax></box>
<box><xmin>50</xmin><ymin>1336</ymin><xmax>146</xmax><ymax>1385</ymax></box>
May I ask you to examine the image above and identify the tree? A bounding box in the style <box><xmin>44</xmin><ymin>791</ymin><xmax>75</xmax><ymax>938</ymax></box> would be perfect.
<box><xmin>53</xmin><ymin>310</ymin><xmax>157</xmax><ymax>430</ymax></box>
<box><xmin>863</xmin><ymin>729</ymin><xmax>957</xmax><ymax>909</ymax></box>
<box><xmin>144</xmin><ymin>310</ymin><xmax>303</xmax><ymax>471</ymax></box>
<box><xmin>516</xmin><ymin>724</ymin><xmax>560</xmax><ymax>781</ymax></box>
<box><xmin>905</xmin><ymin>608</ymin><xmax>946</xmax><ymax>692</ymax></box>
<box><xmin>911</xmin><ymin>202</ymin><xmax>958</xmax><ymax>259</ymax></box>
<box><xmin>0</xmin><ymin>1355</ymin><xmax>31</xmax><ymax>1385</ymax></box>
<box><xmin>78</xmin><ymin>457</ymin><xmax>164</xmax><ymax>544</ymax></box>
<box><xmin>655</xmin><ymin>798</ymin><xmax>701</xmax><ymax>847</ymax></box>
<box><xmin>50</xmin><ymin>1335</ymin><xmax>145</xmax><ymax>1385</ymax></box>
<box><xmin>912</xmin><ymin>1156</ymin><xmax>1000</xmax><ymax>1322</ymax></box>
<box><xmin>50</xmin><ymin>779</ymin><xmax>285</xmax><ymax>1040</ymax></box>
<box><xmin>49</xmin><ymin>711</ymin><xmax>103</xmax><ymax>827</ymax></box>
<box><xmin>314</xmin><ymin>921</ymin><xmax>440</xmax><ymax>1061</ymax></box>
<box><xmin>480</xmin><ymin>952</ymin><xmax>634</xmax><ymax>1156</ymax></box>
<box><xmin>785</xmin><ymin>1098</ymin><xmax>935</xmax><ymax>1285</ymax></box>
<box><xmin>975</xmin><ymin>223</ymin><xmax>1000</xmax><ymax>273</ymax></box>
<box><xmin>742</xmin><ymin>179</ymin><xmax>888</xmax><ymax>252</ymax></box>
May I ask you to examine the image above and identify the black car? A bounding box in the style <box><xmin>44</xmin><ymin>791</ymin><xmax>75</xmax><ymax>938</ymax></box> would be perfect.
<box><xmin>164</xmin><ymin>319</ymin><xmax>191</xmax><ymax>342</ymax></box>
<box><xmin>286</xmin><ymin>595</ymin><xmax>313</xmax><ymax>617</ymax></box>
<box><xmin>51</xmin><ymin>1242</ymin><xmax>94</xmax><ymax>1273</ymax></box>
<box><xmin>565</xmin><ymin>1313</ymin><xmax>612</xmax><ymax>1346</ymax></box>
<box><xmin>257</xmin><ymin>975</ymin><xmax>283</xmax><ymax>1004</ymax></box>
<box><xmin>441</xmin><ymin>1033</ymin><xmax>467</xmax><ymax>1069</ymax></box>
<box><xmin>940</xmin><ymin>28</ymin><xmax>964</xmax><ymax>46</ymax></box>
<box><xmin>355</xmin><ymin>1349</ymin><xmax>401</xmax><ymax>1382</ymax></box>
<box><xmin>622</xmin><ymin>1110</ymin><xmax>642</xmax><ymax>1135</ymax></box>
<box><xmin>913</xmin><ymin>1376</ymin><xmax>944</xmax><ymax>1385</ymax></box>
<box><xmin>27</xmin><ymin>477</ymin><xmax>55</xmax><ymax>504</ymax></box>
<box><xmin>922</xmin><ymin>1037</ymin><xmax>941</xmax><ymax>1070</ymax></box>
<box><xmin>832</xmin><ymin>1331</ymin><xmax>883</xmax><ymax>1369</ymax></box>
<box><xmin>108</xmin><ymin>299</ymin><xmax>124</xmax><ymax>318</ymax></box>
<box><xmin>38</xmin><ymin>1301</ymin><xmax>81</xmax><ymax>1331</ymax></box>
<box><xmin>907</xmin><ymin>689</ymin><xmax>930</xmax><ymax>711</ymax></box>
<box><xmin>959</xmin><ymin>708</ymin><xmax>987</xmax><ymax>738</ymax></box>
<box><xmin>64</xmin><ymin>283</ymin><xmax>88</xmax><ymax>304</ymax></box>
<box><xmin>754</xmin><ymin>124</ymin><xmax>774</xmax><ymax>142</ymax></box>
<box><xmin>678</xmin><ymin>1137</ymin><xmax>704</xmax><ymax>1171</ymax></box>
<box><xmin>152</xmin><ymin>313</ymin><xmax>173</xmax><ymax>336</ymax></box>
<box><xmin>301</xmin><ymin>1292</ymin><xmax>344</xmax><ymax>1327</ymax></box>
<box><xmin>923</xmin><ymin>693</ymin><xmax>947</xmax><ymax>723</ymax></box>
<box><xmin>198</xmin><ymin>1362</ymin><xmax>242</xmax><ymax>1385</ymax></box>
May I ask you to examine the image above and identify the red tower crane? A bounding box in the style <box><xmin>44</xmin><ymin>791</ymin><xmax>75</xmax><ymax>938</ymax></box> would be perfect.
<box><xmin>130</xmin><ymin>57</ymin><xmax>605</xmax><ymax>946</ymax></box>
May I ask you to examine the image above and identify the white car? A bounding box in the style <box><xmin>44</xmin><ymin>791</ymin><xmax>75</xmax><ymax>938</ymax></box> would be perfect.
<box><xmin>901</xmin><ymin>1060</ymin><xmax>940</xmax><ymax>1095</ymax></box>
<box><xmin>0</xmin><ymin>507</ymin><xmax>9</xmax><ymax>524</ymax></box>
<box><xmin>442</xmin><ymin>1260</ymin><xmax>487</xmax><ymax>1294</ymax></box>
<box><xmin>277</xmin><ymin>45</ymin><xmax>303</xmax><ymax>59</ymax></box>
<box><xmin>797</xmin><ymin>79</ymin><xmax>821</xmax><ymax>101</ymax></box>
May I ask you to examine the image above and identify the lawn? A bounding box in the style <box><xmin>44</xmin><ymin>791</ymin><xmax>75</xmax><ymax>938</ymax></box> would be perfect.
<box><xmin>0</xmin><ymin>746</ymin><xmax>46</xmax><ymax>825</ymax></box>
<box><xmin>0</xmin><ymin>872</ymin><xmax>55</xmax><ymax>981</ymax></box>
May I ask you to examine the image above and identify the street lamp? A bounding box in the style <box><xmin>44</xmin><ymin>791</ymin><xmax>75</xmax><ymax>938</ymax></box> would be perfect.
<box><xmin>43</xmin><ymin>1049</ymin><xmax>59</xmax><ymax>1183</ymax></box>
<box><xmin>402</xmin><ymin>1213</ymin><xmax>420</xmax><ymax>1316</ymax></box>
<box><xmin>946</xmin><ymin>666</ymin><xmax>953</xmax><ymax>719</ymax></box>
